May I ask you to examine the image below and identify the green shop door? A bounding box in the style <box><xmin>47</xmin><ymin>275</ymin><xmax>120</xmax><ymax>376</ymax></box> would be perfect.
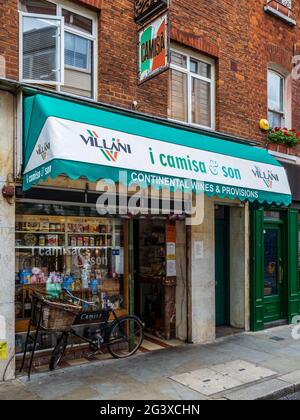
<box><xmin>215</xmin><ymin>206</ymin><xmax>230</xmax><ymax>327</ymax></box>
<box><xmin>264</xmin><ymin>224</ymin><xmax>286</xmax><ymax>323</ymax></box>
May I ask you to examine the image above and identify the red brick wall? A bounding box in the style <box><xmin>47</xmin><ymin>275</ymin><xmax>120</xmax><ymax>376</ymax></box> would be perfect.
<box><xmin>98</xmin><ymin>0</ymin><xmax>168</xmax><ymax>117</ymax></box>
<box><xmin>0</xmin><ymin>0</ymin><xmax>19</xmax><ymax>80</ymax></box>
<box><xmin>170</xmin><ymin>0</ymin><xmax>300</xmax><ymax>146</ymax></box>
<box><xmin>1</xmin><ymin>0</ymin><xmax>300</xmax><ymax>150</ymax></box>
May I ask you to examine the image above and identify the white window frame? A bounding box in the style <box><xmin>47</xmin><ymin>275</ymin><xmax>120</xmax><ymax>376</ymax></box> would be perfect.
<box><xmin>19</xmin><ymin>0</ymin><xmax>98</xmax><ymax>99</ymax></box>
<box><xmin>268</xmin><ymin>69</ymin><xmax>286</xmax><ymax>128</ymax></box>
<box><xmin>19</xmin><ymin>12</ymin><xmax>65</xmax><ymax>86</ymax></box>
<box><xmin>169</xmin><ymin>46</ymin><xmax>215</xmax><ymax>131</ymax></box>
<box><xmin>64</xmin><ymin>32</ymin><xmax>92</xmax><ymax>74</ymax></box>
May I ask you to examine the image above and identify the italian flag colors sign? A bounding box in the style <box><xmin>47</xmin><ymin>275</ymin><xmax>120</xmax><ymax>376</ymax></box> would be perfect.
<box><xmin>138</xmin><ymin>13</ymin><xmax>169</xmax><ymax>83</ymax></box>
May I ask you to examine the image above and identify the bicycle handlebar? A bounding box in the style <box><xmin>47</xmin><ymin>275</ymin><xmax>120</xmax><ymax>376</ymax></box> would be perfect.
<box><xmin>62</xmin><ymin>288</ymin><xmax>123</xmax><ymax>309</ymax></box>
<box><xmin>62</xmin><ymin>288</ymin><xmax>97</xmax><ymax>307</ymax></box>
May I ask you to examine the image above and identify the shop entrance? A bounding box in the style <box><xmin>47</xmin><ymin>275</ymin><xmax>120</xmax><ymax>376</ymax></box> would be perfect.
<box><xmin>263</xmin><ymin>223</ymin><xmax>286</xmax><ymax>323</ymax></box>
<box><xmin>134</xmin><ymin>219</ymin><xmax>177</xmax><ymax>341</ymax></box>
<box><xmin>215</xmin><ymin>206</ymin><xmax>230</xmax><ymax>327</ymax></box>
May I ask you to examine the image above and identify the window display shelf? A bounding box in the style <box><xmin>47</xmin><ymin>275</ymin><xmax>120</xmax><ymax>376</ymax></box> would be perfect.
<box><xmin>16</xmin><ymin>246</ymin><xmax>65</xmax><ymax>250</ymax></box>
<box><xmin>67</xmin><ymin>232</ymin><xmax>111</xmax><ymax>235</ymax></box>
<box><xmin>16</xmin><ymin>231</ymin><xmax>65</xmax><ymax>235</ymax></box>
<box><xmin>69</xmin><ymin>246</ymin><xmax>113</xmax><ymax>250</ymax></box>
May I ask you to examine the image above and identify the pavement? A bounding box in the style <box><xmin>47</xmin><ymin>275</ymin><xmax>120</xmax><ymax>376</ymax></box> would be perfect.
<box><xmin>0</xmin><ymin>325</ymin><xmax>300</xmax><ymax>400</ymax></box>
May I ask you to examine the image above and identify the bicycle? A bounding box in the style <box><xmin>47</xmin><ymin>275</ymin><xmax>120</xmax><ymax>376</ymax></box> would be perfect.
<box><xmin>49</xmin><ymin>288</ymin><xmax>144</xmax><ymax>371</ymax></box>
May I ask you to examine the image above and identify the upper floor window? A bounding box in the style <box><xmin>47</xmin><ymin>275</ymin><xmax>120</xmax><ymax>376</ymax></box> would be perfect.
<box><xmin>264</xmin><ymin>1</ymin><xmax>296</xmax><ymax>26</ymax></box>
<box><xmin>268</xmin><ymin>70</ymin><xmax>285</xmax><ymax>128</ymax></box>
<box><xmin>168</xmin><ymin>47</ymin><xmax>215</xmax><ymax>130</ymax></box>
<box><xmin>277</xmin><ymin>0</ymin><xmax>292</xmax><ymax>8</ymax></box>
<box><xmin>20</xmin><ymin>0</ymin><xmax>97</xmax><ymax>99</ymax></box>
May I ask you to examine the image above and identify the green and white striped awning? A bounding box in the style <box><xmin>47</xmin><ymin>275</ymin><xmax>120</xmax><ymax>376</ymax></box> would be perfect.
<box><xmin>23</xmin><ymin>94</ymin><xmax>292</xmax><ymax>206</ymax></box>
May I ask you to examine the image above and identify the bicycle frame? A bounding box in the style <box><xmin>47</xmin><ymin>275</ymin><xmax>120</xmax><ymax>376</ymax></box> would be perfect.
<box><xmin>64</xmin><ymin>307</ymin><xmax>129</xmax><ymax>351</ymax></box>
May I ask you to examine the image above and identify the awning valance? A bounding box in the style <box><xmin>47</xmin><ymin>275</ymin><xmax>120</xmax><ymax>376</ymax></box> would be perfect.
<box><xmin>23</xmin><ymin>94</ymin><xmax>292</xmax><ymax>206</ymax></box>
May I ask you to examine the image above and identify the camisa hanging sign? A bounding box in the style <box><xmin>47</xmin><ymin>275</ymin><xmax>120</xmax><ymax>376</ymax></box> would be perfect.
<box><xmin>134</xmin><ymin>0</ymin><xmax>169</xmax><ymax>23</ymax></box>
<box><xmin>138</xmin><ymin>13</ymin><xmax>170</xmax><ymax>83</ymax></box>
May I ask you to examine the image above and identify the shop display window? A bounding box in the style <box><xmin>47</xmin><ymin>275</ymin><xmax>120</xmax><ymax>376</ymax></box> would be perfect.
<box><xmin>15</xmin><ymin>203</ymin><xmax>126</xmax><ymax>354</ymax></box>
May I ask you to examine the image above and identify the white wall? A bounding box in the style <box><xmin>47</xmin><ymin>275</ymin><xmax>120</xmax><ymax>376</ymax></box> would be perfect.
<box><xmin>0</xmin><ymin>91</ymin><xmax>15</xmax><ymax>381</ymax></box>
<box><xmin>188</xmin><ymin>197</ymin><xmax>250</xmax><ymax>344</ymax></box>
<box><xmin>188</xmin><ymin>196</ymin><xmax>215</xmax><ymax>344</ymax></box>
<box><xmin>175</xmin><ymin>220</ymin><xmax>187</xmax><ymax>341</ymax></box>
<box><xmin>230</xmin><ymin>204</ymin><xmax>250</xmax><ymax>330</ymax></box>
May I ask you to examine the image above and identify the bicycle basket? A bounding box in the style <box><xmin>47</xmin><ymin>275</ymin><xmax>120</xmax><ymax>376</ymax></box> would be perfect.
<box><xmin>32</xmin><ymin>292</ymin><xmax>82</xmax><ymax>332</ymax></box>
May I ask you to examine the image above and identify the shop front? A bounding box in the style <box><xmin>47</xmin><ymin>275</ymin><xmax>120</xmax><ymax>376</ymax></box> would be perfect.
<box><xmin>250</xmin><ymin>161</ymin><xmax>300</xmax><ymax>332</ymax></box>
<box><xmin>13</xmin><ymin>91</ymin><xmax>292</xmax><ymax>370</ymax></box>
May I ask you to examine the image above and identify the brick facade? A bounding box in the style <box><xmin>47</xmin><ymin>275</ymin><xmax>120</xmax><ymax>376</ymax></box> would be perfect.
<box><xmin>1</xmin><ymin>0</ymin><xmax>300</xmax><ymax>149</ymax></box>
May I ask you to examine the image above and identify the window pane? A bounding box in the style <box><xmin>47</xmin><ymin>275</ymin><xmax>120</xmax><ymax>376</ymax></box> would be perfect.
<box><xmin>20</xmin><ymin>0</ymin><xmax>57</xmax><ymax>15</ymax></box>
<box><xmin>22</xmin><ymin>15</ymin><xmax>61</xmax><ymax>83</ymax></box>
<box><xmin>268</xmin><ymin>110</ymin><xmax>282</xmax><ymax>128</ymax></box>
<box><xmin>65</xmin><ymin>32</ymin><xmax>91</xmax><ymax>71</ymax></box>
<box><xmin>169</xmin><ymin>69</ymin><xmax>188</xmax><ymax>122</ymax></box>
<box><xmin>264</xmin><ymin>229</ymin><xmax>279</xmax><ymax>297</ymax></box>
<box><xmin>63</xmin><ymin>34</ymin><xmax>93</xmax><ymax>98</ymax></box>
<box><xmin>62</xmin><ymin>9</ymin><xmax>93</xmax><ymax>34</ymax></box>
<box><xmin>190</xmin><ymin>59</ymin><xmax>211</xmax><ymax>79</ymax></box>
<box><xmin>171</xmin><ymin>51</ymin><xmax>187</xmax><ymax>69</ymax></box>
<box><xmin>268</xmin><ymin>71</ymin><xmax>284</xmax><ymax>112</ymax></box>
<box><xmin>192</xmin><ymin>77</ymin><xmax>211</xmax><ymax>127</ymax></box>
<box><xmin>298</xmin><ymin>229</ymin><xmax>300</xmax><ymax>292</ymax></box>
<box><xmin>264</xmin><ymin>211</ymin><xmax>282</xmax><ymax>221</ymax></box>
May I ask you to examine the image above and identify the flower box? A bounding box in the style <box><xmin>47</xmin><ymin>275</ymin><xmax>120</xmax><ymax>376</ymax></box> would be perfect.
<box><xmin>267</xmin><ymin>127</ymin><xmax>300</xmax><ymax>151</ymax></box>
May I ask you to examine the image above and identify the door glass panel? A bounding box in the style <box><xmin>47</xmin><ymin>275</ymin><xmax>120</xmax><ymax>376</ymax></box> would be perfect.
<box><xmin>264</xmin><ymin>229</ymin><xmax>278</xmax><ymax>296</ymax></box>
<box><xmin>264</xmin><ymin>211</ymin><xmax>282</xmax><ymax>221</ymax></box>
<box><xmin>298</xmin><ymin>229</ymin><xmax>300</xmax><ymax>291</ymax></box>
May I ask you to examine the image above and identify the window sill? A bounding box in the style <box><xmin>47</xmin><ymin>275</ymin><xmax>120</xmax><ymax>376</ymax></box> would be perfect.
<box><xmin>264</xmin><ymin>4</ymin><xmax>296</xmax><ymax>26</ymax></box>
<box><xmin>168</xmin><ymin>117</ymin><xmax>214</xmax><ymax>132</ymax></box>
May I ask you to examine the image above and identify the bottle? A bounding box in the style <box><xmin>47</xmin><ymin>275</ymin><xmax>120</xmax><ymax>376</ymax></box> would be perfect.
<box><xmin>24</xmin><ymin>291</ymin><xmax>32</xmax><ymax>318</ymax></box>
<box><xmin>39</xmin><ymin>235</ymin><xmax>46</xmax><ymax>247</ymax></box>
<box><xmin>101</xmin><ymin>292</ymin><xmax>108</xmax><ymax>310</ymax></box>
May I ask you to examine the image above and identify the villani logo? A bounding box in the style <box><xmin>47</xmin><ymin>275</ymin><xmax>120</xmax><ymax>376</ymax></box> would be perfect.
<box><xmin>80</xmin><ymin>130</ymin><xmax>132</xmax><ymax>162</ymax></box>
<box><xmin>36</xmin><ymin>142</ymin><xmax>50</xmax><ymax>161</ymax></box>
<box><xmin>252</xmin><ymin>166</ymin><xmax>279</xmax><ymax>189</ymax></box>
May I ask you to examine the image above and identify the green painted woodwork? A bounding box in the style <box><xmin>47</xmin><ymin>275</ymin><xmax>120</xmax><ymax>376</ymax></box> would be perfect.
<box><xmin>250</xmin><ymin>208</ymin><xmax>265</xmax><ymax>331</ymax></box>
<box><xmin>263</xmin><ymin>224</ymin><xmax>285</xmax><ymax>323</ymax></box>
<box><xmin>250</xmin><ymin>207</ymin><xmax>300</xmax><ymax>331</ymax></box>
<box><xmin>288</xmin><ymin>210</ymin><xmax>299</xmax><ymax>323</ymax></box>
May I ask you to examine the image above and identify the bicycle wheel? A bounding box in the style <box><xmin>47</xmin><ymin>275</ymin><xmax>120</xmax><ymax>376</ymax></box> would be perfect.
<box><xmin>49</xmin><ymin>333</ymin><xmax>68</xmax><ymax>371</ymax></box>
<box><xmin>108</xmin><ymin>316</ymin><xmax>144</xmax><ymax>359</ymax></box>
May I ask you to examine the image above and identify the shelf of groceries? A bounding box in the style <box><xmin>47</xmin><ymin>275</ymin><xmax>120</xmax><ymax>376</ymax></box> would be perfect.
<box><xmin>15</xmin><ymin>215</ymin><xmax>126</xmax><ymax>328</ymax></box>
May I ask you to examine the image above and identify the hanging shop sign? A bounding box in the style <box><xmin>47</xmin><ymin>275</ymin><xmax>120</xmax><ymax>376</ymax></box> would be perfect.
<box><xmin>138</xmin><ymin>13</ymin><xmax>170</xmax><ymax>84</ymax></box>
<box><xmin>134</xmin><ymin>0</ymin><xmax>169</xmax><ymax>24</ymax></box>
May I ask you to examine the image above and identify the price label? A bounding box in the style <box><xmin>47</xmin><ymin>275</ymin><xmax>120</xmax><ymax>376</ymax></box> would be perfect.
<box><xmin>0</xmin><ymin>342</ymin><xmax>7</xmax><ymax>360</ymax></box>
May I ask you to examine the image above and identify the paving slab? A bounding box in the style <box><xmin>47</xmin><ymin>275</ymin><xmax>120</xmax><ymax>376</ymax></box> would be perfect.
<box><xmin>260</xmin><ymin>356</ymin><xmax>300</xmax><ymax>375</ymax></box>
<box><xmin>223</xmin><ymin>379</ymin><xmax>294</xmax><ymax>401</ymax></box>
<box><xmin>171</xmin><ymin>367</ymin><xmax>244</xmax><ymax>396</ymax></box>
<box><xmin>279</xmin><ymin>370</ymin><xmax>300</xmax><ymax>391</ymax></box>
<box><xmin>210</xmin><ymin>360</ymin><xmax>276</xmax><ymax>384</ymax></box>
<box><xmin>215</xmin><ymin>342</ymin><xmax>271</xmax><ymax>363</ymax></box>
<box><xmin>148</xmin><ymin>378</ymin><xmax>209</xmax><ymax>400</ymax></box>
<box><xmin>0</xmin><ymin>380</ymin><xmax>39</xmax><ymax>400</ymax></box>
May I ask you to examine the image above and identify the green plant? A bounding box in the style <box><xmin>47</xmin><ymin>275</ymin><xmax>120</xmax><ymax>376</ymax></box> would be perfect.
<box><xmin>268</xmin><ymin>127</ymin><xmax>300</xmax><ymax>147</ymax></box>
